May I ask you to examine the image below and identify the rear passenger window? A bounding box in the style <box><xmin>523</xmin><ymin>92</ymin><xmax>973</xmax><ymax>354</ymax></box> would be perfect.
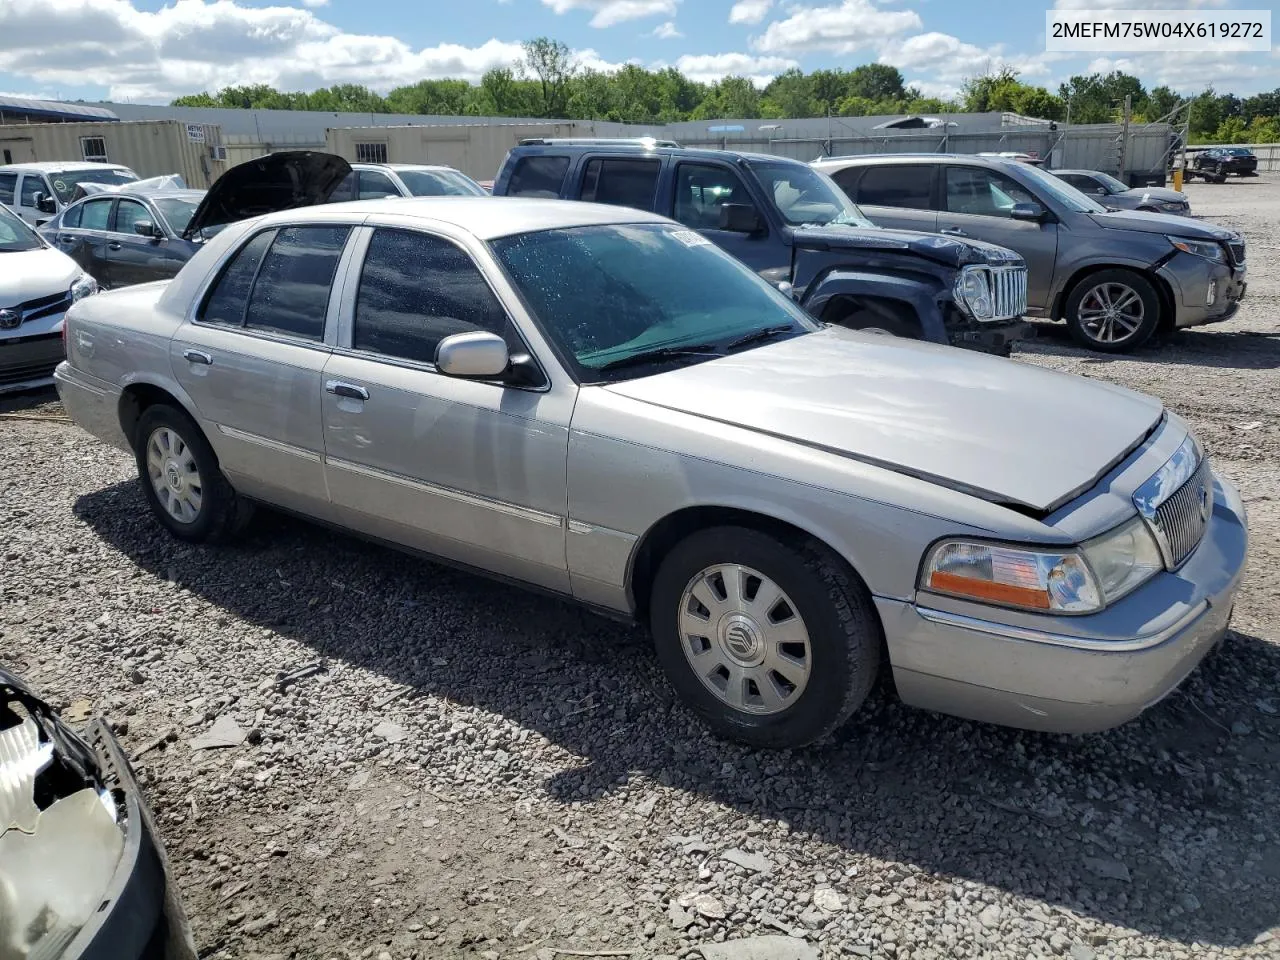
<box><xmin>244</xmin><ymin>226</ymin><xmax>350</xmax><ymax>341</ymax></box>
<box><xmin>581</xmin><ymin>158</ymin><xmax>660</xmax><ymax>210</ymax></box>
<box><xmin>856</xmin><ymin>165</ymin><xmax>933</xmax><ymax>209</ymax></box>
<box><xmin>506</xmin><ymin>156</ymin><xmax>570</xmax><ymax>198</ymax></box>
<box><xmin>0</xmin><ymin>173</ymin><xmax>15</xmax><ymax>205</ymax></box>
<box><xmin>353</xmin><ymin>228</ymin><xmax>509</xmax><ymax>365</ymax></box>
<box><xmin>202</xmin><ymin>230</ymin><xmax>275</xmax><ymax>328</ymax></box>
<box><xmin>62</xmin><ymin>202</ymin><xmax>83</xmax><ymax>228</ymax></box>
<box><xmin>77</xmin><ymin>199</ymin><xmax>112</xmax><ymax>232</ymax></box>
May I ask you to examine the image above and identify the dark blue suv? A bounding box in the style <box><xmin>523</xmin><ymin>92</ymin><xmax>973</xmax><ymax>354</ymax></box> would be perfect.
<box><xmin>493</xmin><ymin>140</ymin><xmax>1031</xmax><ymax>353</ymax></box>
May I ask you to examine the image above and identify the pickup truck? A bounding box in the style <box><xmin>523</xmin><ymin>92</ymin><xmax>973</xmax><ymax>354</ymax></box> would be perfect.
<box><xmin>492</xmin><ymin>140</ymin><xmax>1031</xmax><ymax>354</ymax></box>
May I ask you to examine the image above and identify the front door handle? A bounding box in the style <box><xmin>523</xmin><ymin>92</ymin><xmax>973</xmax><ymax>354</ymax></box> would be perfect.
<box><xmin>183</xmin><ymin>349</ymin><xmax>213</xmax><ymax>365</ymax></box>
<box><xmin>107</xmin><ymin>241</ymin><xmax>122</xmax><ymax>251</ymax></box>
<box><xmin>326</xmin><ymin>380</ymin><xmax>369</xmax><ymax>401</ymax></box>
<box><xmin>939</xmin><ymin>227</ymin><xmax>966</xmax><ymax>236</ymax></box>
<box><xmin>57</xmin><ymin>235</ymin><xmax>75</xmax><ymax>245</ymax></box>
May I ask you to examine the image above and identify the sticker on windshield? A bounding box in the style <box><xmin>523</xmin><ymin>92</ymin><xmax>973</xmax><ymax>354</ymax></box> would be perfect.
<box><xmin>670</xmin><ymin>230</ymin><xmax>711</xmax><ymax>248</ymax></box>
<box><xmin>52</xmin><ymin>180</ymin><xmax>67</xmax><ymax>192</ymax></box>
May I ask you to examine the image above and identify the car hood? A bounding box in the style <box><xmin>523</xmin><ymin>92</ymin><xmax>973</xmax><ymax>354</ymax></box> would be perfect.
<box><xmin>603</xmin><ymin>326</ymin><xmax>1163</xmax><ymax>514</ymax></box>
<box><xmin>0</xmin><ymin>246</ymin><xmax>82</xmax><ymax>304</ymax></box>
<box><xmin>1089</xmin><ymin>207</ymin><xmax>1232</xmax><ymax>239</ymax></box>
<box><xmin>183</xmin><ymin>151</ymin><xmax>352</xmax><ymax>239</ymax></box>
<box><xmin>1118</xmin><ymin>186</ymin><xmax>1186</xmax><ymax>204</ymax></box>
<box><xmin>793</xmin><ymin>224</ymin><xmax>1024</xmax><ymax>268</ymax></box>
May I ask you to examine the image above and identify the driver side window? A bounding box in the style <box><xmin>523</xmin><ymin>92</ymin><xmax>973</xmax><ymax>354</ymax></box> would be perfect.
<box><xmin>944</xmin><ymin>167</ymin><xmax>1037</xmax><ymax>219</ymax></box>
<box><xmin>674</xmin><ymin>163</ymin><xmax>752</xmax><ymax>231</ymax></box>
<box><xmin>19</xmin><ymin>175</ymin><xmax>49</xmax><ymax>208</ymax></box>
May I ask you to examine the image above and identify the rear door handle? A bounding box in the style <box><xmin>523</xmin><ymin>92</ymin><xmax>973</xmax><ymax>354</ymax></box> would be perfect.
<box><xmin>107</xmin><ymin>241</ymin><xmax>122</xmax><ymax>250</ymax></box>
<box><xmin>183</xmin><ymin>349</ymin><xmax>213</xmax><ymax>365</ymax></box>
<box><xmin>939</xmin><ymin>227</ymin><xmax>966</xmax><ymax>236</ymax></box>
<box><xmin>326</xmin><ymin>380</ymin><xmax>369</xmax><ymax>401</ymax></box>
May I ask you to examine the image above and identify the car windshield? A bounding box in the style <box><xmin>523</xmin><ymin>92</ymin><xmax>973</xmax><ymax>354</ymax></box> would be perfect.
<box><xmin>46</xmin><ymin>169</ymin><xmax>139</xmax><ymax>204</ymax></box>
<box><xmin>1015</xmin><ymin>162</ymin><xmax>1108</xmax><ymax>213</ymax></box>
<box><xmin>748</xmin><ymin>160</ymin><xmax>876</xmax><ymax>228</ymax></box>
<box><xmin>1091</xmin><ymin>171</ymin><xmax>1131</xmax><ymax>194</ymax></box>
<box><xmin>152</xmin><ymin>197</ymin><xmax>200</xmax><ymax>235</ymax></box>
<box><xmin>0</xmin><ymin>203</ymin><xmax>42</xmax><ymax>253</ymax></box>
<box><xmin>396</xmin><ymin>169</ymin><xmax>487</xmax><ymax>197</ymax></box>
<box><xmin>492</xmin><ymin>222</ymin><xmax>818</xmax><ymax>382</ymax></box>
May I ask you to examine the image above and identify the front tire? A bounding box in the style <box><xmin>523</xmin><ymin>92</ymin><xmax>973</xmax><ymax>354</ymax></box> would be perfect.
<box><xmin>1064</xmin><ymin>269</ymin><xmax>1160</xmax><ymax>353</ymax></box>
<box><xmin>649</xmin><ymin>526</ymin><xmax>882</xmax><ymax>749</ymax></box>
<box><xmin>133</xmin><ymin>404</ymin><xmax>252</xmax><ymax>543</ymax></box>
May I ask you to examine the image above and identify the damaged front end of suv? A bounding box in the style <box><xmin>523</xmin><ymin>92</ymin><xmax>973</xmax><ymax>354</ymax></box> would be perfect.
<box><xmin>0</xmin><ymin>670</ymin><xmax>195</xmax><ymax>960</ymax></box>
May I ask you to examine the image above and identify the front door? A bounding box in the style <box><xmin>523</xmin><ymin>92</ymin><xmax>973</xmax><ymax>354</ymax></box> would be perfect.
<box><xmin>320</xmin><ymin>225</ymin><xmax>572</xmax><ymax>593</ymax></box>
<box><xmin>105</xmin><ymin>198</ymin><xmax>190</xmax><ymax>287</ymax></box>
<box><xmin>170</xmin><ymin>224</ymin><xmax>351</xmax><ymax>513</ymax></box>
<box><xmin>937</xmin><ymin>166</ymin><xmax>1059</xmax><ymax>311</ymax></box>
<box><xmin>669</xmin><ymin>161</ymin><xmax>787</xmax><ymax>276</ymax></box>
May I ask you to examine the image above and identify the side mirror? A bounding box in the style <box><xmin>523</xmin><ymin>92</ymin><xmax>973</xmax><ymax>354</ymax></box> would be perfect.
<box><xmin>719</xmin><ymin>203</ymin><xmax>763</xmax><ymax>234</ymax></box>
<box><xmin>435</xmin><ymin>331</ymin><xmax>510</xmax><ymax>379</ymax></box>
<box><xmin>34</xmin><ymin>193</ymin><xmax>56</xmax><ymax>214</ymax></box>
<box><xmin>1010</xmin><ymin>201</ymin><xmax>1047</xmax><ymax>222</ymax></box>
<box><xmin>133</xmin><ymin>220</ymin><xmax>160</xmax><ymax>238</ymax></box>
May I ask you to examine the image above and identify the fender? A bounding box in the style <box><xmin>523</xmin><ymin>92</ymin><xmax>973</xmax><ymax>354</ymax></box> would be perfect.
<box><xmin>801</xmin><ymin>269</ymin><xmax>950</xmax><ymax>344</ymax></box>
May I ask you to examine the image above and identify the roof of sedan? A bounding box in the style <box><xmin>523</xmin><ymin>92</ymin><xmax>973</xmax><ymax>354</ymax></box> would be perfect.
<box><xmin>259</xmin><ymin>196</ymin><xmax>671</xmax><ymax>239</ymax></box>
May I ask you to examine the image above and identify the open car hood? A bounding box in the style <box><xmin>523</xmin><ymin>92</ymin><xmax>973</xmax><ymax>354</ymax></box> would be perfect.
<box><xmin>182</xmin><ymin>151</ymin><xmax>352</xmax><ymax>239</ymax></box>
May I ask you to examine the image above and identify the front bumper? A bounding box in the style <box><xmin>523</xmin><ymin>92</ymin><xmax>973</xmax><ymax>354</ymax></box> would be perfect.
<box><xmin>949</xmin><ymin>319</ymin><xmax>1035</xmax><ymax>356</ymax></box>
<box><xmin>877</xmin><ymin>472</ymin><xmax>1248</xmax><ymax>733</ymax></box>
<box><xmin>0</xmin><ymin>330</ymin><xmax>65</xmax><ymax>394</ymax></box>
<box><xmin>1158</xmin><ymin>256</ymin><xmax>1247</xmax><ymax>329</ymax></box>
<box><xmin>67</xmin><ymin>722</ymin><xmax>197</xmax><ymax>960</ymax></box>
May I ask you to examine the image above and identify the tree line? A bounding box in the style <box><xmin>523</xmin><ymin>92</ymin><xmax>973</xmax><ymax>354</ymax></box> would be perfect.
<box><xmin>170</xmin><ymin>37</ymin><xmax>1280</xmax><ymax>144</ymax></box>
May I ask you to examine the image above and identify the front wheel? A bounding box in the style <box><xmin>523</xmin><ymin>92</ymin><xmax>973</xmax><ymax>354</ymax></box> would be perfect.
<box><xmin>1064</xmin><ymin>269</ymin><xmax>1161</xmax><ymax>353</ymax></box>
<box><xmin>133</xmin><ymin>404</ymin><xmax>253</xmax><ymax>543</ymax></box>
<box><xmin>649</xmin><ymin>526</ymin><xmax>882</xmax><ymax>749</ymax></box>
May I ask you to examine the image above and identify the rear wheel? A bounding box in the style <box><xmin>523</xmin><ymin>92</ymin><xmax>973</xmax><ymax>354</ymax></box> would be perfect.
<box><xmin>649</xmin><ymin>526</ymin><xmax>882</xmax><ymax>749</ymax></box>
<box><xmin>133</xmin><ymin>404</ymin><xmax>253</xmax><ymax>543</ymax></box>
<box><xmin>1064</xmin><ymin>269</ymin><xmax>1160</xmax><ymax>353</ymax></box>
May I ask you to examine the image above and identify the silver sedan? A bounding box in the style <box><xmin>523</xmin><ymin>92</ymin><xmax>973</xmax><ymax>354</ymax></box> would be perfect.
<box><xmin>55</xmin><ymin>197</ymin><xmax>1248</xmax><ymax>748</ymax></box>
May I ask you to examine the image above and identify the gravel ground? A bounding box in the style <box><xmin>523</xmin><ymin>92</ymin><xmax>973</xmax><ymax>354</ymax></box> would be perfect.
<box><xmin>2</xmin><ymin>178</ymin><xmax>1279</xmax><ymax>960</ymax></box>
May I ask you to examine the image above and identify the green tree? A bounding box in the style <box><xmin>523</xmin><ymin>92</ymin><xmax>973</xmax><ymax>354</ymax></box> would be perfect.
<box><xmin>1141</xmin><ymin>85</ymin><xmax>1182</xmax><ymax>123</ymax></box>
<box><xmin>691</xmin><ymin>76</ymin><xmax>761</xmax><ymax>120</ymax></box>
<box><xmin>1059</xmin><ymin>71</ymin><xmax>1146</xmax><ymax>123</ymax></box>
<box><xmin>1240</xmin><ymin>89</ymin><xmax>1280</xmax><ymax>124</ymax></box>
<box><xmin>760</xmin><ymin>69</ymin><xmax>818</xmax><ymax>119</ymax></box>
<box><xmin>845</xmin><ymin>64</ymin><xmax>907</xmax><ymax>102</ymax></box>
<box><xmin>521</xmin><ymin>36</ymin><xmax>577</xmax><ymax>117</ymax></box>
<box><xmin>385</xmin><ymin>80</ymin><xmax>473</xmax><ymax>115</ymax></box>
<box><xmin>171</xmin><ymin>92</ymin><xmax>218</xmax><ymax>107</ymax></box>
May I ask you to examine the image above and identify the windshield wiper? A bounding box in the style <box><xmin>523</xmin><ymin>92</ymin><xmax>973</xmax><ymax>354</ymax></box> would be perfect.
<box><xmin>594</xmin><ymin>344</ymin><xmax>724</xmax><ymax>373</ymax></box>
<box><xmin>726</xmin><ymin>324</ymin><xmax>797</xmax><ymax>351</ymax></box>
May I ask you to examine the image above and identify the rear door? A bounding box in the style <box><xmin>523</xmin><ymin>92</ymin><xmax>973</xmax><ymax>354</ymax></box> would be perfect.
<box><xmin>52</xmin><ymin>197</ymin><xmax>114</xmax><ymax>281</ymax></box>
<box><xmin>829</xmin><ymin>163</ymin><xmax>939</xmax><ymax>233</ymax></box>
<box><xmin>170</xmin><ymin>223</ymin><xmax>351</xmax><ymax>514</ymax></box>
<box><xmin>104</xmin><ymin>198</ymin><xmax>190</xmax><ymax>287</ymax></box>
<box><xmin>937</xmin><ymin>165</ymin><xmax>1059</xmax><ymax>310</ymax></box>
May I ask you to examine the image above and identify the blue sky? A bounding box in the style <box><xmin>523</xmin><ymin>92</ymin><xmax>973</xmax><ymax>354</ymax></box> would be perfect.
<box><xmin>0</xmin><ymin>0</ymin><xmax>1276</xmax><ymax>105</ymax></box>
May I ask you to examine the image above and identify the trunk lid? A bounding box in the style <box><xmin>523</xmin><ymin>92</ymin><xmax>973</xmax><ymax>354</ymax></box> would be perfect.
<box><xmin>182</xmin><ymin>151</ymin><xmax>352</xmax><ymax>239</ymax></box>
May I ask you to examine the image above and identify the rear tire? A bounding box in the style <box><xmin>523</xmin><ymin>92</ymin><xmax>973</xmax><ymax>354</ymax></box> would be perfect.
<box><xmin>1064</xmin><ymin>269</ymin><xmax>1161</xmax><ymax>353</ymax></box>
<box><xmin>649</xmin><ymin>526</ymin><xmax>882</xmax><ymax>749</ymax></box>
<box><xmin>133</xmin><ymin>404</ymin><xmax>253</xmax><ymax>544</ymax></box>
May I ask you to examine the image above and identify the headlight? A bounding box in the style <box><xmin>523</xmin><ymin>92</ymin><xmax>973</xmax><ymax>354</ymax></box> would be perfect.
<box><xmin>1080</xmin><ymin>515</ymin><xmax>1164</xmax><ymax>604</ymax></box>
<box><xmin>921</xmin><ymin>517</ymin><xmax>1166</xmax><ymax>614</ymax></box>
<box><xmin>921</xmin><ymin>540</ymin><xmax>1101</xmax><ymax>613</ymax></box>
<box><xmin>1159</xmin><ymin>201</ymin><xmax>1186</xmax><ymax>213</ymax></box>
<box><xmin>70</xmin><ymin>274</ymin><xmax>98</xmax><ymax>302</ymax></box>
<box><xmin>1168</xmin><ymin>236</ymin><xmax>1225</xmax><ymax>262</ymax></box>
<box><xmin>953</xmin><ymin>266</ymin><xmax>994</xmax><ymax>320</ymax></box>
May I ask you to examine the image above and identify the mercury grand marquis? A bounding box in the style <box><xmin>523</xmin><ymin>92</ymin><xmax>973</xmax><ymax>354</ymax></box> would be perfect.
<box><xmin>54</xmin><ymin>194</ymin><xmax>1248</xmax><ymax>748</ymax></box>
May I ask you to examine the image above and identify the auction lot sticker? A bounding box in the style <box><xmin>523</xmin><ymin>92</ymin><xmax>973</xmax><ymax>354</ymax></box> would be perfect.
<box><xmin>1046</xmin><ymin>9</ymin><xmax>1271</xmax><ymax>52</ymax></box>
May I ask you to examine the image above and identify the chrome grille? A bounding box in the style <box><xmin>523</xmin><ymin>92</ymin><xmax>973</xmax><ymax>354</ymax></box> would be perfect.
<box><xmin>1153</xmin><ymin>460</ymin><xmax>1211</xmax><ymax>567</ymax></box>
<box><xmin>988</xmin><ymin>265</ymin><xmax>1027</xmax><ymax>321</ymax></box>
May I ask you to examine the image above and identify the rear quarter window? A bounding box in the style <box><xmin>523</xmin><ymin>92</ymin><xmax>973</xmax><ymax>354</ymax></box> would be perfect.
<box><xmin>506</xmin><ymin>155</ymin><xmax>570</xmax><ymax>198</ymax></box>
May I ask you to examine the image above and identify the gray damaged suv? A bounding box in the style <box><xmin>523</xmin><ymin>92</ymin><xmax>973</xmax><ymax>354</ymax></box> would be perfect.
<box><xmin>815</xmin><ymin>154</ymin><xmax>1247</xmax><ymax>352</ymax></box>
<box><xmin>55</xmin><ymin>197</ymin><xmax>1247</xmax><ymax>749</ymax></box>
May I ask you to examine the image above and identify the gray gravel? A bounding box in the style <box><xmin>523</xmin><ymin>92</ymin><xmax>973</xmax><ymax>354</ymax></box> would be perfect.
<box><xmin>2</xmin><ymin>178</ymin><xmax>1279</xmax><ymax>960</ymax></box>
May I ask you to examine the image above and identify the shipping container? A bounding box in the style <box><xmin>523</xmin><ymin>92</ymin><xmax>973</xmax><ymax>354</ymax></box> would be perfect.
<box><xmin>0</xmin><ymin>120</ymin><xmax>228</xmax><ymax>188</ymax></box>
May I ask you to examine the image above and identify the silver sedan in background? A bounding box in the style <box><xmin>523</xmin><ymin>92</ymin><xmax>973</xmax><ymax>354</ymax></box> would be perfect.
<box><xmin>54</xmin><ymin>196</ymin><xmax>1247</xmax><ymax>748</ymax></box>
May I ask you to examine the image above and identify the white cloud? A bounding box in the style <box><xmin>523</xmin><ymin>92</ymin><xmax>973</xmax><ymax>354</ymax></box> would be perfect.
<box><xmin>299</xmin><ymin>0</ymin><xmax>327</xmax><ymax>7</ymax></box>
<box><xmin>879</xmin><ymin>32</ymin><xmax>1058</xmax><ymax>85</ymax></box>
<box><xmin>0</xmin><ymin>0</ymin><xmax>529</xmax><ymax>101</ymax></box>
<box><xmin>672</xmin><ymin>52</ymin><xmax>799</xmax><ymax>86</ymax></box>
<box><xmin>1081</xmin><ymin>51</ymin><xmax>1271</xmax><ymax>93</ymax></box>
<box><xmin>651</xmin><ymin>20</ymin><xmax>683</xmax><ymax>38</ymax></box>
<box><xmin>728</xmin><ymin>0</ymin><xmax>772</xmax><ymax>25</ymax></box>
<box><xmin>753</xmin><ymin>0</ymin><xmax>920</xmax><ymax>55</ymax></box>
<box><xmin>1053</xmin><ymin>0</ymin><xmax>1225</xmax><ymax>7</ymax></box>
<box><xmin>540</xmin><ymin>0</ymin><xmax>677</xmax><ymax>28</ymax></box>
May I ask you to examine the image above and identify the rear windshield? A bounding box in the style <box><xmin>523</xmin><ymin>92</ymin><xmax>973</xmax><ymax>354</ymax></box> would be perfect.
<box><xmin>396</xmin><ymin>169</ymin><xmax>487</xmax><ymax>197</ymax></box>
